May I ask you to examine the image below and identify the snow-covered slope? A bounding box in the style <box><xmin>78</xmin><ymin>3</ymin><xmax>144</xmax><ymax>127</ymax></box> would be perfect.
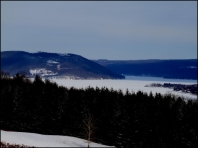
<box><xmin>1</xmin><ymin>130</ymin><xmax>112</xmax><ymax>147</ymax></box>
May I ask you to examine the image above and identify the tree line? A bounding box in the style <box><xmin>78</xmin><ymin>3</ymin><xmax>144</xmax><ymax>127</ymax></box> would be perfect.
<box><xmin>146</xmin><ymin>83</ymin><xmax>197</xmax><ymax>95</ymax></box>
<box><xmin>1</xmin><ymin>71</ymin><xmax>198</xmax><ymax>148</ymax></box>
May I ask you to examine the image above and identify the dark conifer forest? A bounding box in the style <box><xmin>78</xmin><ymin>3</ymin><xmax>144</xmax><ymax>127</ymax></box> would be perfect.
<box><xmin>1</xmin><ymin>71</ymin><xmax>198</xmax><ymax>148</ymax></box>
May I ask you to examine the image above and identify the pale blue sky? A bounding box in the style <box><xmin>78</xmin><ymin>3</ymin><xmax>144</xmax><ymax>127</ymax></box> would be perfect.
<box><xmin>1</xmin><ymin>1</ymin><xmax>197</xmax><ymax>60</ymax></box>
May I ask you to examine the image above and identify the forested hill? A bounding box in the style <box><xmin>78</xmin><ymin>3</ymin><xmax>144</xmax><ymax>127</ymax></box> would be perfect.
<box><xmin>1</xmin><ymin>51</ymin><xmax>124</xmax><ymax>79</ymax></box>
<box><xmin>1</xmin><ymin>72</ymin><xmax>198</xmax><ymax>148</ymax></box>
<box><xmin>93</xmin><ymin>59</ymin><xmax>197</xmax><ymax>80</ymax></box>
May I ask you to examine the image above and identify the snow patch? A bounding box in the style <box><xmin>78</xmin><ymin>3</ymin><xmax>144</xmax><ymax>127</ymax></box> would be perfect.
<box><xmin>47</xmin><ymin>60</ymin><xmax>59</xmax><ymax>64</ymax></box>
<box><xmin>29</xmin><ymin>68</ymin><xmax>58</xmax><ymax>76</ymax></box>
<box><xmin>180</xmin><ymin>66</ymin><xmax>197</xmax><ymax>69</ymax></box>
<box><xmin>59</xmin><ymin>53</ymin><xmax>70</xmax><ymax>56</ymax></box>
<box><xmin>1</xmin><ymin>130</ymin><xmax>112</xmax><ymax>147</ymax></box>
<box><xmin>188</xmin><ymin>66</ymin><xmax>197</xmax><ymax>69</ymax></box>
<box><xmin>57</xmin><ymin>64</ymin><xmax>61</xmax><ymax>70</ymax></box>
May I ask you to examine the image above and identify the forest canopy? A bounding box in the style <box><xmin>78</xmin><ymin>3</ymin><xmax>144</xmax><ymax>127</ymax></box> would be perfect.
<box><xmin>1</xmin><ymin>71</ymin><xmax>198</xmax><ymax>148</ymax></box>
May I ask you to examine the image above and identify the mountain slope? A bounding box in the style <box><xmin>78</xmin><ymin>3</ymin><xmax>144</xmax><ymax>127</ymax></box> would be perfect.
<box><xmin>1</xmin><ymin>51</ymin><xmax>124</xmax><ymax>79</ymax></box>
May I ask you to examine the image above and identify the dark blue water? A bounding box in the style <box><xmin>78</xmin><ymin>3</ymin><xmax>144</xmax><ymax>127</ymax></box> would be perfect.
<box><xmin>124</xmin><ymin>75</ymin><xmax>197</xmax><ymax>83</ymax></box>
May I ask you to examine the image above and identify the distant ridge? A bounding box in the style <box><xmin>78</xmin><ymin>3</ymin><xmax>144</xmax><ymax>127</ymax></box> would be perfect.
<box><xmin>93</xmin><ymin>59</ymin><xmax>197</xmax><ymax>80</ymax></box>
<box><xmin>1</xmin><ymin>51</ymin><xmax>124</xmax><ymax>79</ymax></box>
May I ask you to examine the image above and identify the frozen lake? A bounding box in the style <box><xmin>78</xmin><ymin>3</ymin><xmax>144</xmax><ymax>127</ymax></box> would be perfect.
<box><xmin>50</xmin><ymin>76</ymin><xmax>197</xmax><ymax>100</ymax></box>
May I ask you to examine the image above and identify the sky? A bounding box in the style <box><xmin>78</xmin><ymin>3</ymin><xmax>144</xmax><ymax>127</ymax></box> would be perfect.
<box><xmin>1</xmin><ymin>1</ymin><xmax>197</xmax><ymax>60</ymax></box>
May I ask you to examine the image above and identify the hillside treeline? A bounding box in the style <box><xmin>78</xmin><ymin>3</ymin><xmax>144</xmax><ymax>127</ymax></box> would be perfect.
<box><xmin>1</xmin><ymin>72</ymin><xmax>198</xmax><ymax>148</ymax></box>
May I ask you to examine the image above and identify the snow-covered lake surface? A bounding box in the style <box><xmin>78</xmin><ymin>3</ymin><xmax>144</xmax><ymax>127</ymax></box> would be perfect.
<box><xmin>1</xmin><ymin>130</ymin><xmax>112</xmax><ymax>147</ymax></box>
<box><xmin>49</xmin><ymin>76</ymin><xmax>197</xmax><ymax>100</ymax></box>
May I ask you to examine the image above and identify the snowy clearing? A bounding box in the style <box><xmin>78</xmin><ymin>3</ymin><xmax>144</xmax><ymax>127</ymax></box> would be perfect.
<box><xmin>1</xmin><ymin>130</ymin><xmax>113</xmax><ymax>147</ymax></box>
<box><xmin>29</xmin><ymin>68</ymin><xmax>58</xmax><ymax>76</ymax></box>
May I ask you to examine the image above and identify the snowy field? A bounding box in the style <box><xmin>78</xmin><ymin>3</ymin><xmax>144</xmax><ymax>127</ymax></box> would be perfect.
<box><xmin>50</xmin><ymin>76</ymin><xmax>197</xmax><ymax>100</ymax></box>
<box><xmin>1</xmin><ymin>130</ymin><xmax>112</xmax><ymax>147</ymax></box>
